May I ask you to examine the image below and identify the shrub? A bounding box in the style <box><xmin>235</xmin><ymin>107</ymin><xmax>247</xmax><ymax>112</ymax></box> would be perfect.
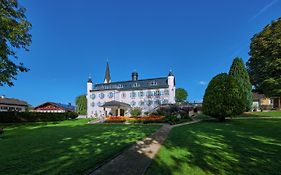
<box><xmin>0</xmin><ymin>112</ymin><xmax>78</xmax><ymax>123</ymax></box>
<box><xmin>130</xmin><ymin>108</ymin><xmax>142</xmax><ymax>117</ymax></box>
<box><xmin>202</xmin><ymin>73</ymin><xmax>245</xmax><ymax>121</ymax></box>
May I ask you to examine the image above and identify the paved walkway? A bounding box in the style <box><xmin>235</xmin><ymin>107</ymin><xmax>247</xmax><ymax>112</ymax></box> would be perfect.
<box><xmin>89</xmin><ymin>120</ymin><xmax>201</xmax><ymax>175</ymax></box>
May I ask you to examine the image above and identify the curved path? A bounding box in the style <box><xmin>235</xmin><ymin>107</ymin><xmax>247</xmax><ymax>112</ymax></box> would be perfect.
<box><xmin>89</xmin><ymin>120</ymin><xmax>201</xmax><ymax>175</ymax></box>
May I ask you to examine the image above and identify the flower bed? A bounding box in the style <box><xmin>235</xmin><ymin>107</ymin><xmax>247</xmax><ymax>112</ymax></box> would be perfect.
<box><xmin>105</xmin><ymin>115</ymin><xmax>165</xmax><ymax>123</ymax></box>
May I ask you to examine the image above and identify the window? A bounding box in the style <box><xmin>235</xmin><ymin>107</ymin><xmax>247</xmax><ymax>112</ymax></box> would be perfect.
<box><xmin>122</xmin><ymin>92</ymin><xmax>126</xmax><ymax>99</ymax></box>
<box><xmin>132</xmin><ymin>83</ymin><xmax>139</xmax><ymax>87</ymax></box>
<box><xmin>139</xmin><ymin>91</ymin><xmax>144</xmax><ymax>97</ymax></box>
<box><xmin>108</xmin><ymin>92</ymin><xmax>114</xmax><ymax>98</ymax></box>
<box><xmin>91</xmin><ymin>102</ymin><xmax>95</xmax><ymax>107</ymax></box>
<box><xmin>154</xmin><ymin>90</ymin><xmax>160</xmax><ymax>96</ymax></box>
<box><xmin>118</xmin><ymin>84</ymin><xmax>124</xmax><ymax>88</ymax></box>
<box><xmin>146</xmin><ymin>100</ymin><xmax>152</xmax><ymax>106</ymax></box>
<box><xmin>97</xmin><ymin>102</ymin><xmax>102</xmax><ymax>107</ymax></box>
<box><xmin>99</xmin><ymin>93</ymin><xmax>105</xmax><ymax>99</ymax></box>
<box><xmin>131</xmin><ymin>101</ymin><xmax>136</xmax><ymax>106</ymax></box>
<box><xmin>164</xmin><ymin>90</ymin><xmax>169</xmax><ymax>95</ymax></box>
<box><xmin>151</xmin><ymin>81</ymin><xmax>157</xmax><ymax>86</ymax></box>
<box><xmin>162</xmin><ymin>99</ymin><xmax>169</xmax><ymax>104</ymax></box>
<box><xmin>130</xmin><ymin>92</ymin><xmax>136</xmax><ymax>98</ymax></box>
<box><xmin>139</xmin><ymin>101</ymin><xmax>145</xmax><ymax>106</ymax></box>
<box><xmin>154</xmin><ymin>100</ymin><xmax>161</xmax><ymax>105</ymax></box>
<box><xmin>146</xmin><ymin>91</ymin><xmax>153</xmax><ymax>97</ymax></box>
<box><xmin>90</xmin><ymin>94</ymin><xmax>96</xmax><ymax>99</ymax></box>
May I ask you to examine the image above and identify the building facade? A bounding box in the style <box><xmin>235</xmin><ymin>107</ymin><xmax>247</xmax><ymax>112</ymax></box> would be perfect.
<box><xmin>33</xmin><ymin>102</ymin><xmax>75</xmax><ymax>113</ymax></box>
<box><xmin>0</xmin><ymin>95</ymin><xmax>28</xmax><ymax>112</ymax></box>
<box><xmin>87</xmin><ymin>63</ymin><xmax>176</xmax><ymax>118</ymax></box>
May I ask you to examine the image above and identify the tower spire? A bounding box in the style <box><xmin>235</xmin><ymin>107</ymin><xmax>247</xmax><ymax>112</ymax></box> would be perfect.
<box><xmin>104</xmin><ymin>61</ymin><xmax>111</xmax><ymax>84</ymax></box>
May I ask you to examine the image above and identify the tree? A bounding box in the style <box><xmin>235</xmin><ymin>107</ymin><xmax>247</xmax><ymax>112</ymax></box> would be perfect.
<box><xmin>75</xmin><ymin>95</ymin><xmax>87</xmax><ymax>115</ymax></box>
<box><xmin>229</xmin><ymin>57</ymin><xmax>253</xmax><ymax>111</ymax></box>
<box><xmin>0</xmin><ymin>0</ymin><xmax>32</xmax><ymax>86</ymax></box>
<box><xmin>130</xmin><ymin>108</ymin><xmax>142</xmax><ymax>117</ymax></box>
<box><xmin>175</xmin><ymin>88</ymin><xmax>188</xmax><ymax>103</ymax></box>
<box><xmin>247</xmin><ymin>18</ymin><xmax>281</xmax><ymax>107</ymax></box>
<box><xmin>202</xmin><ymin>73</ymin><xmax>245</xmax><ymax>121</ymax></box>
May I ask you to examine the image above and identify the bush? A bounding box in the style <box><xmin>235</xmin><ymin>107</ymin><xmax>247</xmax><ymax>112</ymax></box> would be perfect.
<box><xmin>0</xmin><ymin>112</ymin><xmax>78</xmax><ymax>123</ymax></box>
<box><xmin>202</xmin><ymin>73</ymin><xmax>245</xmax><ymax>121</ymax></box>
<box><xmin>130</xmin><ymin>108</ymin><xmax>142</xmax><ymax>117</ymax></box>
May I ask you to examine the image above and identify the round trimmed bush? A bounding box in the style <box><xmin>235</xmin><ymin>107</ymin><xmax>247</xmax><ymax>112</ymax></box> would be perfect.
<box><xmin>202</xmin><ymin>73</ymin><xmax>246</xmax><ymax>121</ymax></box>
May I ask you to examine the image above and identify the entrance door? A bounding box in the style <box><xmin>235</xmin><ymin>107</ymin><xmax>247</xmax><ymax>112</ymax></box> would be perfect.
<box><xmin>120</xmin><ymin>109</ymin><xmax>125</xmax><ymax>116</ymax></box>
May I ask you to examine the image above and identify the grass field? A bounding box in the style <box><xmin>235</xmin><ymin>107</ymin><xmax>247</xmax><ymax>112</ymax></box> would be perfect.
<box><xmin>146</xmin><ymin>119</ymin><xmax>281</xmax><ymax>175</ymax></box>
<box><xmin>0</xmin><ymin>119</ymin><xmax>160</xmax><ymax>175</ymax></box>
<box><xmin>241</xmin><ymin>111</ymin><xmax>281</xmax><ymax>117</ymax></box>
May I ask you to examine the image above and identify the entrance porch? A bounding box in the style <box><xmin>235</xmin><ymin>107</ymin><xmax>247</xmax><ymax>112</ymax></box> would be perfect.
<box><xmin>101</xmin><ymin>101</ymin><xmax>131</xmax><ymax>117</ymax></box>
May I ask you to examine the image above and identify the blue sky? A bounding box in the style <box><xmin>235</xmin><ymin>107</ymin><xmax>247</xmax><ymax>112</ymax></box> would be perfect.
<box><xmin>1</xmin><ymin>0</ymin><xmax>281</xmax><ymax>106</ymax></box>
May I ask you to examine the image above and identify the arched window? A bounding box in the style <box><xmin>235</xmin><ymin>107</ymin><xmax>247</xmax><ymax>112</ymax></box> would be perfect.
<box><xmin>99</xmin><ymin>93</ymin><xmax>105</xmax><ymax>99</ymax></box>
<box><xmin>90</xmin><ymin>94</ymin><xmax>96</xmax><ymax>99</ymax></box>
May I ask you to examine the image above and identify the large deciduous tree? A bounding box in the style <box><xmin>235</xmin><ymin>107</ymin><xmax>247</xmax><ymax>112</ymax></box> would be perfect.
<box><xmin>75</xmin><ymin>95</ymin><xmax>87</xmax><ymax>115</ymax></box>
<box><xmin>229</xmin><ymin>57</ymin><xmax>253</xmax><ymax>111</ymax></box>
<box><xmin>247</xmin><ymin>18</ymin><xmax>281</xmax><ymax>107</ymax></box>
<box><xmin>175</xmin><ymin>88</ymin><xmax>188</xmax><ymax>103</ymax></box>
<box><xmin>202</xmin><ymin>73</ymin><xmax>245</xmax><ymax>121</ymax></box>
<box><xmin>0</xmin><ymin>0</ymin><xmax>32</xmax><ymax>86</ymax></box>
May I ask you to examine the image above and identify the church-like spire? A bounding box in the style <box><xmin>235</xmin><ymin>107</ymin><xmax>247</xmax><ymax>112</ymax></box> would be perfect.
<box><xmin>104</xmin><ymin>62</ymin><xmax>111</xmax><ymax>84</ymax></box>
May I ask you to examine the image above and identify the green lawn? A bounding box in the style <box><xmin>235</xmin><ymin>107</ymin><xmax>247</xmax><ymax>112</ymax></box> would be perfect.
<box><xmin>240</xmin><ymin>111</ymin><xmax>281</xmax><ymax>117</ymax></box>
<box><xmin>0</xmin><ymin>119</ymin><xmax>160</xmax><ymax>175</ymax></box>
<box><xmin>146</xmin><ymin>119</ymin><xmax>281</xmax><ymax>175</ymax></box>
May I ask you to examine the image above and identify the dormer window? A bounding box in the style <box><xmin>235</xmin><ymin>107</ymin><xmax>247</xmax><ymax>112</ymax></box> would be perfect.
<box><xmin>118</xmin><ymin>84</ymin><xmax>123</xmax><ymax>88</ymax></box>
<box><xmin>132</xmin><ymin>83</ymin><xmax>139</xmax><ymax>87</ymax></box>
<box><xmin>151</xmin><ymin>81</ymin><xmax>157</xmax><ymax>86</ymax></box>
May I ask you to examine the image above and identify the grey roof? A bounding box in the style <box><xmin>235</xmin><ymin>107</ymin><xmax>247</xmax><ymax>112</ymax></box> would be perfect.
<box><xmin>0</xmin><ymin>97</ymin><xmax>28</xmax><ymax>106</ymax></box>
<box><xmin>91</xmin><ymin>77</ymin><xmax>169</xmax><ymax>92</ymax></box>
<box><xmin>101</xmin><ymin>101</ymin><xmax>131</xmax><ymax>108</ymax></box>
<box><xmin>168</xmin><ymin>70</ymin><xmax>174</xmax><ymax>76</ymax></box>
<box><xmin>252</xmin><ymin>92</ymin><xmax>266</xmax><ymax>101</ymax></box>
<box><xmin>104</xmin><ymin>62</ymin><xmax>111</xmax><ymax>83</ymax></box>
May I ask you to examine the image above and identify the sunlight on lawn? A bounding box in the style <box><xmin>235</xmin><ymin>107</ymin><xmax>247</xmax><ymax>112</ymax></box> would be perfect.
<box><xmin>146</xmin><ymin>119</ymin><xmax>281</xmax><ymax>175</ymax></box>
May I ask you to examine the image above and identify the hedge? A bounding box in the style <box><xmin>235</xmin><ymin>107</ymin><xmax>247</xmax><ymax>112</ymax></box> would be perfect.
<box><xmin>0</xmin><ymin>112</ymin><xmax>78</xmax><ymax>123</ymax></box>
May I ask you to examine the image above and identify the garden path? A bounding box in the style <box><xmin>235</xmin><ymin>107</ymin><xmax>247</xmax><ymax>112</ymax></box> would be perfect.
<box><xmin>89</xmin><ymin>120</ymin><xmax>201</xmax><ymax>175</ymax></box>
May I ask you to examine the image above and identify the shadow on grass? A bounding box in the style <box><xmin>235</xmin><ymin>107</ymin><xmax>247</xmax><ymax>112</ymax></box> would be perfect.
<box><xmin>146</xmin><ymin>119</ymin><xmax>281</xmax><ymax>175</ymax></box>
<box><xmin>0</xmin><ymin>122</ymin><xmax>160</xmax><ymax>175</ymax></box>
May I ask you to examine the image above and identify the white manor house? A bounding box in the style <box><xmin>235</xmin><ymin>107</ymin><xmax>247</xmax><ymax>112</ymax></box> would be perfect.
<box><xmin>86</xmin><ymin>63</ymin><xmax>176</xmax><ymax>118</ymax></box>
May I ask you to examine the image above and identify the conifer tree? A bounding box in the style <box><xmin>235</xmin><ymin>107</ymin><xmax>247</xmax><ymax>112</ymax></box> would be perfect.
<box><xmin>229</xmin><ymin>57</ymin><xmax>253</xmax><ymax>111</ymax></box>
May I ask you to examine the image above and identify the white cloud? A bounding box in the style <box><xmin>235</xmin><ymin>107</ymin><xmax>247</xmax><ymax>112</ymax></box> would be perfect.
<box><xmin>199</xmin><ymin>81</ymin><xmax>207</xmax><ymax>85</ymax></box>
<box><xmin>250</xmin><ymin>0</ymin><xmax>279</xmax><ymax>21</ymax></box>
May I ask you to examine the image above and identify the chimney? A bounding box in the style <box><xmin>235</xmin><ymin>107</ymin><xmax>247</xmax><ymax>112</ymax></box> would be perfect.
<box><xmin>132</xmin><ymin>71</ymin><xmax>138</xmax><ymax>81</ymax></box>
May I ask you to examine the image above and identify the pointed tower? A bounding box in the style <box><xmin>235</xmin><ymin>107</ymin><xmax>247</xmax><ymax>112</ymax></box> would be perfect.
<box><xmin>168</xmin><ymin>69</ymin><xmax>176</xmax><ymax>104</ymax></box>
<box><xmin>104</xmin><ymin>62</ymin><xmax>111</xmax><ymax>84</ymax></box>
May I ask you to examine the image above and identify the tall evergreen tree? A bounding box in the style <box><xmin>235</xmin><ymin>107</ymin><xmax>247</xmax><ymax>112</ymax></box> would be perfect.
<box><xmin>229</xmin><ymin>57</ymin><xmax>253</xmax><ymax>111</ymax></box>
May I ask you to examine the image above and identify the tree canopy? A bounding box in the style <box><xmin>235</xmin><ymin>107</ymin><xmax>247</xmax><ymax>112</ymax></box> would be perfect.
<box><xmin>75</xmin><ymin>95</ymin><xmax>87</xmax><ymax>115</ymax></box>
<box><xmin>229</xmin><ymin>57</ymin><xmax>253</xmax><ymax>111</ymax></box>
<box><xmin>175</xmin><ymin>88</ymin><xmax>188</xmax><ymax>103</ymax></box>
<box><xmin>247</xmin><ymin>18</ymin><xmax>281</xmax><ymax>98</ymax></box>
<box><xmin>0</xmin><ymin>0</ymin><xmax>32</xmax><ymax>86</ymax></box>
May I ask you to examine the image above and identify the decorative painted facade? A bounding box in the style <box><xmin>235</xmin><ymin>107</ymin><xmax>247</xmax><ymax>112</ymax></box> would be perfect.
<box><xmin>33</xmin><ymin>102</ymin><xmax>75</xmax><ymax>113</ymax></box>
<box><xmin>87</xmin><ymin>63</ymin><xmax>176</xmax><ymax>118</ymax></box>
